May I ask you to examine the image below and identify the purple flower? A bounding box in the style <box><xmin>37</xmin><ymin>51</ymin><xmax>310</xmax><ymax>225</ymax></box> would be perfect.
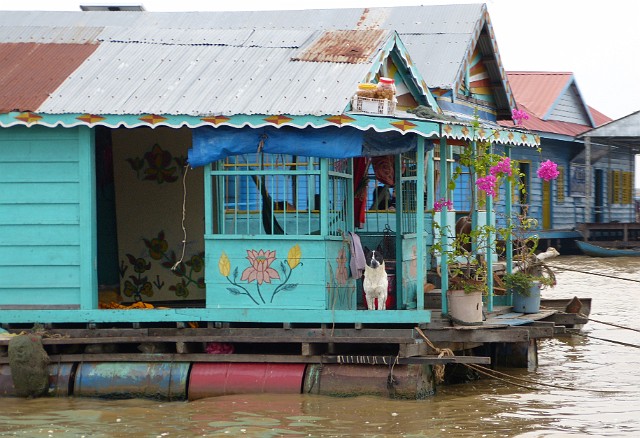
<box><xmin>512</xmin><ymin>109</ymin><xmax>529</xmax><ymax>125</ymax></box>
<box><xmin>433</xmin><ymin>198</ymin><xmax>453</xmax><ymax>212</ymax></box>
<box><xmin>537</xmin><ymin>160</ymin><xmax>559</xmax><ymax>181</ymax></box>
<box><xmin>490</xmin><ymin>157</ymin><xmax>512</xmax><ymax>177</ymax></box>
<box><xmin>476</xmin><ymin>175</ymin><xmax>498</xmax><ymax>196</ymax></box>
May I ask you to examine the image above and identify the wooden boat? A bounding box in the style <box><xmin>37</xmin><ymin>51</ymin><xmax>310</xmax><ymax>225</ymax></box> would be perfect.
<box><xmin>575</xmin><ymin>240</ymin><xmax>640</xmax><ymax>257</ymax></box>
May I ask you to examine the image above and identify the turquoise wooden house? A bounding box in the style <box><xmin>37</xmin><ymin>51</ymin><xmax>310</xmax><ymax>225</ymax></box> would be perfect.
<box><xmin>0</xmin><ymin>10</ymin><xmax>539</xmax><ymax>327</ymax></box>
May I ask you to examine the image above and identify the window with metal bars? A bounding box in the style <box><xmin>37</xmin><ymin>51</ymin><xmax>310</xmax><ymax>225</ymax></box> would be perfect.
<box><xmin>210</xmin><ymin>153</ymin><xmax>351</xmax><ymax>237</ymax></box>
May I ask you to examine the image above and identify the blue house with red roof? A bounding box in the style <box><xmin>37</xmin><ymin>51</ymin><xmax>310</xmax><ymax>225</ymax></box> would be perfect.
<box><xmin>498</xmin><ymin>71</ymin><xmax>636</xmax><ymax>249</ymax></box>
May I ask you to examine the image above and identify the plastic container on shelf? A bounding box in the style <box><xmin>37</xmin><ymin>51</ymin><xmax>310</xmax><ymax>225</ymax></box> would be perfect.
<box><xmin>356</xmin><ymin>83</ymin><xmax>377</xmax><ymax>98</ymax></box>
<box><xmin>376</xmin><ymin>77</ymin><xmax>396</xmax><ymax>101</ymax></box>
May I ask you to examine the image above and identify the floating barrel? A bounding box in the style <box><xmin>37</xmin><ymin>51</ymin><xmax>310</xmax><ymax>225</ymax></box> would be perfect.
<box><xmin>188</xmin><ymin>363</ymin><xmax>306</xmax><ymax>400</ymax></box>
<box><xmin>0</xmin><ymin>363</ymin><xmax>75</xmax><ymax>397</ymax></box>
<box><xmin>304</xmin><ymin>364</ymin><xmax>435</xmax><ymax>399</ymax></box>
<box><xmin>0</xmin><ymin>365</ymin><xmax>13</xmax><ymax>396</ymax></box>
<box><xmin>74</xmin><ymin>362</ymin><xmax>190</xmax><ymax>400</ymax></box>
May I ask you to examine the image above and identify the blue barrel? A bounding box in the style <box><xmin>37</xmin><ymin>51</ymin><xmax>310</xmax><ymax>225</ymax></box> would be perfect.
<box><xmin>74</xmin><ymin>362</ymin><xmax>190</xmax><ymax>400</ymax></box>
<box><xmin>0</xmin><ymin>363</ymin><xmax>75</xmax><ymax>397</ymax></box>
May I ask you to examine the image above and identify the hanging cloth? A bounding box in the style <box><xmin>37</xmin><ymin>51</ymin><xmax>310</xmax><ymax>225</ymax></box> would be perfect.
<box><xmin>349</xmin><ymin>232</ymin><xmax>366</xmax><ymax>279</ymax></box>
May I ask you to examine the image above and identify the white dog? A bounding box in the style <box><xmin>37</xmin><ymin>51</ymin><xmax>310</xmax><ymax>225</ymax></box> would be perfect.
<box><xmin>363</xmin><ymin>246</ymin><xmax>389</xmax><ymax>310</ymax></box>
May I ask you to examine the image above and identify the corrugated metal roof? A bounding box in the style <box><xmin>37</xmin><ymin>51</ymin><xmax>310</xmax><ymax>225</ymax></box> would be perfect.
<box><xmin>579</xmin><ymin>110</ymin><xmax>640</xmax><ymax>150</ymax></box>
<box><xmin>507</xmin><ymin>72</ymin><xmax>572</xmax><ymax>118</ymax></box>
<box><xmin>37</xmin><ymin>29</ymin><xmax>392</xmax><ymax>116</ymax></box>
<box><xmin>0</xmin><ymin>26</ymin><xmax>103</xmax><ymax>44</ymax></box>
<box><xmin>588</xmin><ymin>106</ymin><xmax>612</xmax><ymax>127</ymax></box>
<box><xmin>0</xmin><ymin>5</ymin><xmax>486</xmax><ymax>89</ymax></box>
<box><xmin>399</xmin><ymin>33</ymin><xmax>470</xmax><ymax>88</ymax></box>
<box><xmin>498</xmin><ymin>103</ymin><xmax>593</xmax><ymax>137</ymax></box>
<box><xmin>0</xmin><ymin>42</ymin><xmax>99</xmax><ymax>113</ymax></box>
<box><xmin>0</xmin><ymin>6</ymin><xmax>503</xmax><ymax>116</ymax></box>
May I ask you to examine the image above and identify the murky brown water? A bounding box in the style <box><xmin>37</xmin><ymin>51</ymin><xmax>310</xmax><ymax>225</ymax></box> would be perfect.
<box><xmin>1</xmin><ymin>255</ymin><xmax>640</xmax><ymax>437</ymax></box>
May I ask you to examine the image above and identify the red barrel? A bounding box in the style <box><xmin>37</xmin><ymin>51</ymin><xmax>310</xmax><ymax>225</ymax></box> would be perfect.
<box><xmin>188</xmin><ymin>363</ymin><xmax>306</xmax><ymax>400</ymax></box>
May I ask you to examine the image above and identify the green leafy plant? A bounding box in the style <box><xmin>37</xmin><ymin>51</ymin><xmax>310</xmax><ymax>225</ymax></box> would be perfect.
<box><xmin>502</xmin><ymin>213</ymin><xmax>557</xmax><ymax>297</ymax></box>
<box><xmin>433</xmin><ymin>109</ymin><xmax>558</xmax><ymax>299</ymax></box>
<box><xmin>432</xmin><ymin>222</ymin><xmax>494</xmax><ymax>294</ymax></box>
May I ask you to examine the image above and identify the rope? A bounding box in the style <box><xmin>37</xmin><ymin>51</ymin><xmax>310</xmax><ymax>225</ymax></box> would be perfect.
<box><xmin>414</xmin><ymin>326</ymin><xmax>453</xmax><ymax>384</ymax></box>
<box><xmin>574</xmin><ymin>332</ymin><xmax>640</xmax><ymax>350</ymax></box>
<box><xmin>466</xmin><ymin>363</ymin><xmax>617</xmax><ymax>393</ymax></box>
<box><xmin>580</xmin><ymin>314</ymin><xmax>640</xmax><ymax>333</ymax></box>
<box><xmin>415</xmin><ymin>326</ymin><xmax>620</xmax><ymax>393</ymax></box>
<box><xmin>172</xmin><ymin>165</ymin><xmax>189</xmax><ymax>271</ymax></box>
<box><xmin>548</xmin><ymin>264</ymin><xmax>640</xmax><ymax>283</ymax></box>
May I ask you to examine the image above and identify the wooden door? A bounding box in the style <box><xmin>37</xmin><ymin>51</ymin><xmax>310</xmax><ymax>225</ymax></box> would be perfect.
<box><xmin>542</xmin><ymin>180</ymin><xmax>551</xmax><ymax>229</ymax></box>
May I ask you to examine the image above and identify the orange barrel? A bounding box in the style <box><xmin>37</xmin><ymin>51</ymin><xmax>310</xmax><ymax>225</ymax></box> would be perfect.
<box><xmin>0</xmin><ymin>363</ymin><xmax>75</xmax><ymax>397</ymax></box>
<box><xmin>188</xmin><ymin>363</ymin><xmax>306</xmax><ymax>400</ymax></box>
<box><xmin>303</xmin><ymin>364</ymin><xmax>435</xmax><ymax>399</ymax></box>
<box><xmin>74</xmin><ymin>362</ymin><xmax>190</xmax><ymax>400</ymax></box>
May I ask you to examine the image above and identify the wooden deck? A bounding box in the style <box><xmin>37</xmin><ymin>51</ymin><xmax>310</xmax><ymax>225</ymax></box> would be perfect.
<box><xmin>0</xmin><ymin>298</ymin><xmax>588</xmax><ymax>367</ymax></box>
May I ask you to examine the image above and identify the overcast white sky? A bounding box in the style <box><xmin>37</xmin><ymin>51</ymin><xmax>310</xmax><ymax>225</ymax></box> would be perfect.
<box><xmin>1</xmin><ymin>0</ymin><xmax>639</xmax><ymax>121</ymax></box>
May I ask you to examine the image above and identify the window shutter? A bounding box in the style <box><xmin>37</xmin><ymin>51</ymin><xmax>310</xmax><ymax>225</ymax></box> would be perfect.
<box><xmin>557</xmin><ymin>166</ymin><xmax>565</xmax><ymax>203</ymax></box>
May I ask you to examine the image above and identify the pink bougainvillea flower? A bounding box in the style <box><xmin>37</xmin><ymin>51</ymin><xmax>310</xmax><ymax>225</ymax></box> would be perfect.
<box><xmin>476</xmin><ymin>174</ymin><xmax>498</xmax><ymax>196</ymax></box>
<box><xmin>537</xmin><ymin>160</ymin><xmax>560</xmax><ymax>181</ymax></box>
<box><xmin>433</xmin><ymin>197</ymin><xmax>453</xmax><ymax>212</ymax></box>
<box><xmin>241</xmin><ymin>249</ymin><xmax>281</xmax><ymax>285</ymax></box>
<box><xmin>490</xmin><ymin>157</ymin><xmax>512</xmax><ymax>177</ymax></box>
<box><xmin>512</xmin><ymin>109</ymin><xmax>529</xmax><ymax>125</ymax></box>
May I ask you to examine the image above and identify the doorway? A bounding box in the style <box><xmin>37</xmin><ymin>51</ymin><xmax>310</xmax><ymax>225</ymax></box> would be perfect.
<box><xmin>594</xmin><ymin>169</ymin><xmax>604</xmax><ymax>223</ymax></box>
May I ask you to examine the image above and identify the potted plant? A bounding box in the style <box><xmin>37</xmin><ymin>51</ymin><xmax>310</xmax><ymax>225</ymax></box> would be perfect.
<box><xmin>432</xmin><ymin>109</ymin><xmax>560</xmax><ymax>320</ymax></box>
<box><xmin>502</xmin><ymin>214</ymin><xmax>557</xmax><ymax>313</ymax></box>
<box><xmin>432</xmin><ymin>216</ymin><xmax>494</xmax><ymax>325</ymax></box>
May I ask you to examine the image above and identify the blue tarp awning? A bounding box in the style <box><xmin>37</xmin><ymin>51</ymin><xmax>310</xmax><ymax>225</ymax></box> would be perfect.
<box><xmin>188</xmin><ymin>125</ymin><xmax>420</xmax><ymax>167</ymax></box>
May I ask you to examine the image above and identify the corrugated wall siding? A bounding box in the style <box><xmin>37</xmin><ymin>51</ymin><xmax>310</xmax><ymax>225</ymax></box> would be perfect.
<box><xmin>0</xmin><ymin>125</ymin><xmax>96</xmax><ymax>309</ymax></box>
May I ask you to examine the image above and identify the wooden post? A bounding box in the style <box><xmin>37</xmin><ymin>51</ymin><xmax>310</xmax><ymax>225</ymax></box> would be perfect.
<box><xmin>470</xmin><ymin>140</ymin><xmax>478</xmax><ymax>252</ymax></box>
<box><xmin>79</xmin><ymin>126</ymin><xmax>98</xmax><ymax>311</ymax></box>
<box><xmin>585</xmin><ymin>136</ymin><xmax>592</xmax><ymax>223</ymax></box>
<box><xmin>439</xmin><ymin>138</ymin><xmax>449</xmax><ymax>315</ymax></box>
<box><xmin>505</xmin><ymin>146</ymin><xmax>513</xmax><ymax>272</ymax></box>
<box><xmin>416</xmin><ymin>137</ymin><xmax>425</xmax><ymax>310</ymax></box>
<box><xmin>485</xmin><ymin>142</ymin><xmax>494</xmax><ymax>312</ymax></box>
<box><xmin>320</xmin><ymin>158</ymin><xmax>329</xmax><ymax>236</ymax></box>
<box><xmin>394</xmin><ymin>153</ymin><xmax>404</xmax><ymax>308</ymax></box>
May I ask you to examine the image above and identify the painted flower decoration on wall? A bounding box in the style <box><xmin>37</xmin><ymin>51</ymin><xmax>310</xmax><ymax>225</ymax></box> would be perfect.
<box><xmin>219</xmin><ymin>245</ymin><xmax>301</xmax><ymax>305</ymax></box>
<box><xmin>335</xmin><ymin>248</ymin><xmax>348</xmax><ymax>286</ymax></box>
<box><xmin>241</xmin><ymin>249</ymin><xmax>281</xmax><ymax>285</ymax></box>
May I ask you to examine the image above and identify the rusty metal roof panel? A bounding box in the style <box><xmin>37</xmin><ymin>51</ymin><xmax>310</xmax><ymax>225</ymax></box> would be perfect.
<box><xmin>0</xmin><ymin>42</ymin><xmax>99</xmax><ymax>113</ymax></box>
<box><xmin>292</xmin><ymin>29</ymin><xmax>388</xmax><ymax>64</ymax></box>
<box><xmin>38</xmin><ymin>29</ymin><xmax>383</xmax><ymax>116</ymax></box>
